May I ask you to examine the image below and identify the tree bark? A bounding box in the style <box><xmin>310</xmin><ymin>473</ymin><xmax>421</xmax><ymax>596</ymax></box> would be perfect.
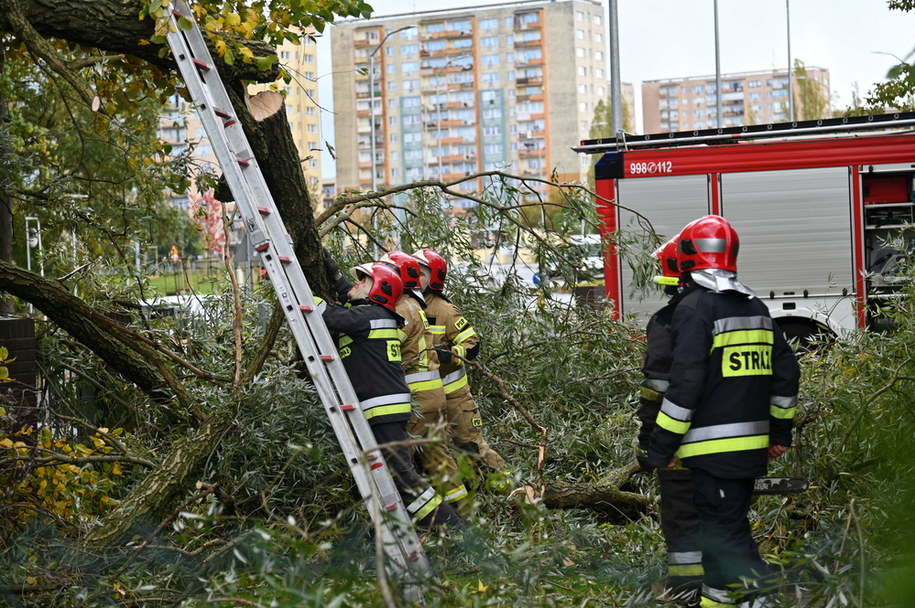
<box><xmin>0</xmin><ymin>261</ymin><xmax>175</xmax><ymax>400</ymax></box>
<box><xmin>84</xmin><ymin>407</ymin><xmax>235</xmax><ymax>547</ymax></box>
<box><xmin>0</xmin><ymin>41</ymin><xmax>14</xmax><ymax>315</ymax></box>
<box><xmin>542</xmin><ymin>462</ymin><xmax>651</xmax><ymax>521</ymax></box>
<box><xmin>0</xmin><ymin>0</ymin><xmax>277</xmax><ymax>82</ymax></box>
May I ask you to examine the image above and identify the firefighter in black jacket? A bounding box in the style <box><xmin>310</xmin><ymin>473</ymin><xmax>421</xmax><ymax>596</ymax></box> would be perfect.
<box><xmin>319</xmin><ymin>258</ymin><xmax>462</xmax><ymax>529</ymax></box>
<box><xmin>648</xmin><ymin>216</ymin><xmax>800</xmax><ymax>607</ymax></box>
<box><xmin>636</xmin><ymin>236</ymin><xmax>703</xmax><ymax>604</ymax></box>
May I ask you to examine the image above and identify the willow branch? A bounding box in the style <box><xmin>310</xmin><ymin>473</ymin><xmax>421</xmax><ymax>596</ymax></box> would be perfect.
<box><xmin>0</xmin><ymin>0</ymin><xmax>96</xmax><ymax>107</ymax></box>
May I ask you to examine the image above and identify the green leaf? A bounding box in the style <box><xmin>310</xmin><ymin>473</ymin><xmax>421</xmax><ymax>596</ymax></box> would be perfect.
<box><xmin>178</xmin><ymin>16</ymin><xmax>193</xmax><ymax>31</ymax></box>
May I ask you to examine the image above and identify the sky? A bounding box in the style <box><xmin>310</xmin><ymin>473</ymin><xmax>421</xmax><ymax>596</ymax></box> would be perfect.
<box><xmin>317</xmin><ymin>0</ymin><xmax>915</xmax><ymax>176</ymax></box>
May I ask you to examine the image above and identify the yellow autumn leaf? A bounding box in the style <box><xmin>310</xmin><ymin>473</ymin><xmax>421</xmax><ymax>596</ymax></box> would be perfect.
<box><xmin>40</xmin><ymin>426</ymin><xmax>52</xmax><ymax>447</ymax></box>
<box><xmin>476</xmin><ymin>579</ymin><xmax>489</xmax><ymax>592</ymax></box>
<box><xmin>112</xmin><ymin>462</ymin><xmax>122</xmax><ymax>475</ymax></box>
<box><xmin>26</xmin><ymin>577</ymin><xmax>37</xmax><ymax>585</ymax></box>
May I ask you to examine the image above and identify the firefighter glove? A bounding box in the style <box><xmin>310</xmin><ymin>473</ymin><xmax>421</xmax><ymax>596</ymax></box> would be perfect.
<box><xmin>434</xmin><ymin>345</ymin><xmax>453</xmax><ymax>364</ymax></box>
<box><xmin>323</xmin><ymin>248</ymin><xmax>352</xmax><ymax>300</ymax></box>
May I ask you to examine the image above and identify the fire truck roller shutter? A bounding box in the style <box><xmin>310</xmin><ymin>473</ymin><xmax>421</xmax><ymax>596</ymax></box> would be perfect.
<box><xmin>720</xmin><ymin>167</ymin><xmax>857</xmax><ymax>336</ymax></box>
<box><xmin>616</xmin><ymin>174</ymin><xmax>710</xmax><ymax>319</ymax></box>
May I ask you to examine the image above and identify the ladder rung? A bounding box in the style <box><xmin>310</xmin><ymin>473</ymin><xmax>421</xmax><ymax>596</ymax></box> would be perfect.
<box><xmin>257</xmin><ymin>206</ymin><xmax>271</xmax><ymax>215</ymax></box>
<box><xmin>319</xmin><ymin>354</ymin><xmax>334</xmax><ymax>362</ymax></box>
<box><xmin>172</xmin><ymin>9</ymin><xmax>184</xmax><ymax>18</ymax></box>
<box><xmin>254</xmin><ymin>242</ymin><xmax>270</xmax><ymax>252</ymax></box>
<box><xmin>223</xmin><ymin>119</ymin><xmax>237</xmax><ymax>128</ymax></box>
<box><xmin>193</xmin><ymin>59</ymin><xmax>210</xmax><ymax>71</ymax></box>
<box><xmin>385</xmin><ymin>503</ymin><xmax>397</xmax><ymax>512</ymax></box>
<box><xmin>214</xmin><ymin>108</ymin><xmax>231</xmax><ymax>118</ymax></box>
<box><xmin>236</xmin><ymin>157</ymin><xmax>250</xmax><ymax>167</ymax></box>
<box><xmin>299</xmin><ymin>304</ymin><xmax>314</xmax><ymax>312</ymax></box>
<box><xmin>407</xmin><ymin>553</ymin><xmax>420</xmax><ymax>562</ymax></box>
<box><xmin>340</xmin><ymin>403</ymin><xmax>355</xmax><ymax>411</ymax></box>
<box><xmin>279</xmin><ymin>256</ymin><xmax>291</xmax><ymax>264</ymax></box>
<box><xmin>370</xmin><ymin>462</ymin><xmax>384</xmax><ymax>470</ymax></box>
<box><xmin>367</xmin><ymin>453</ymin><xmax>378</xmax><ymax>461</ymax></box>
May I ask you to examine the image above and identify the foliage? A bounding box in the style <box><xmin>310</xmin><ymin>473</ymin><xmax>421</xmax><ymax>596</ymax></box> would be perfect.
<box><xmin>0</xmin><ymin>347</ymin><xmax>12</xmax><ymax>383</ymax></box>
<box><xmin>841</xmin><ymin>2</ymin><xmax>915</xmax><ymax>112</ymax></box>
<box><xmin>0</xmin><ymin>41</ymin><xmax>203</xmax><ymax>282</ymax></box>
<box><xmin>793</xmin><ymin>59</ymin><xmax>830</xmax><ymax>120</ymax></box>
<box><xmin>142</xmin><ymin>0</ymin><xmax>373</xmax><ymax>71</ymax></box>
<box><xmin>0</xmin><ymin>425</ymin><xmax>126</xmax><ymax>539</ymax></box>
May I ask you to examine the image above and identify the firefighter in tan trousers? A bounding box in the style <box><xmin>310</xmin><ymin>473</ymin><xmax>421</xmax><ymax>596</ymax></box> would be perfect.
<box><xmin>380</xmin><ymin>251</ymin><xmax>470</xmax><ymax>507</ymax></box>
<box><xmin>412</xmin><ymin>249</ymin><xmax>509</xmax><ymax>475</ymax></box>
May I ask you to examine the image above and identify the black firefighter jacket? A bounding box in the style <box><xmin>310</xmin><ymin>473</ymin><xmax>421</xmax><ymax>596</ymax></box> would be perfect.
<box><xmin>321</xmin><ymin>301</ymin><xmax>413</xmax><ymax>426</ymax></box>
<box><xmin>647</xmin><ymin>284</ymin><xmax>800</xmax><ymax>479</ymax></box>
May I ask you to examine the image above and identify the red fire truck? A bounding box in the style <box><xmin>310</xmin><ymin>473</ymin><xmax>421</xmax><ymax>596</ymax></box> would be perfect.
<box><xmin>575</xmin><ymin>112</ymin><xmax>915</xmax><ymax>342</ymax></box>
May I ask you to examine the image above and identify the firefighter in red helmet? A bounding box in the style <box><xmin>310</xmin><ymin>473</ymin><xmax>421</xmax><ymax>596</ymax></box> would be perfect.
<box><xmin>318</xmin><ymin>259</ymin><xmax>462</xmax><ymax>529</ymax></box>
<box><xmin>379</xmin><ymin>251</ymin><xmax>470</xmax><ymax>509</ymax></box>
<box><xmin>648</xmin><ymin>215</ymin><xmax>800</xmax><ymax>607</ymax></box>
<box><xmin>636</xmin><ymin>236</ymin><xmax>703</xmax><ymax>604</ymax></box>
<box><xmin>411</xmin><ymin>248</ymin><xmax>509</xmax><ymax>477</ymax></box>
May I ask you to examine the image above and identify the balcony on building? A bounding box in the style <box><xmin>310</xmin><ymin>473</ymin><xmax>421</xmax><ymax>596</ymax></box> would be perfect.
<box><xmin>514</xmin><ymin>13</ymin><xmax>543</xmax><ymax>30</ymax></box>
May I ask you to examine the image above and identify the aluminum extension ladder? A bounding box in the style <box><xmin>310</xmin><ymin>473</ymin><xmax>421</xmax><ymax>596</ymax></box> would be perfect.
<box><xmin>164</xmin><ymin>2</ymin><xmax>430</xmax><ymax>601</ymax></box>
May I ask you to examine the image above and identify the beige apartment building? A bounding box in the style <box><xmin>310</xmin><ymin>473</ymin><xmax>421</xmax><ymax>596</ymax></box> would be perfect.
<box><xmin>641</xmin><ymin>67</ymin><xmax>830</xmax><ymax>133</ymax></box>
<box><xmin>330</xmin><ymin>0</ymin><xmax>609</xmax><ymax>203</ymax></box>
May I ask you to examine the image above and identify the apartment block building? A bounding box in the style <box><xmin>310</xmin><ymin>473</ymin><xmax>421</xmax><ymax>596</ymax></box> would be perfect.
<box><xmin>641</xmin><ymin>67</ymin><xmax>830</xmax><ymax>133</ymax></box>
<box><xmin>330</xmin><ymin>0</ymin><xmax>608</xmax><ymax>204</ymax></box>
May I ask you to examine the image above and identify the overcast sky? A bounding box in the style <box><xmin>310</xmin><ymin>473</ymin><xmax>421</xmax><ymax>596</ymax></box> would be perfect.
<box><xmin>318</xmin><ymin>0</ymin><xmax>915</xmax><ymax>176</ymax></box>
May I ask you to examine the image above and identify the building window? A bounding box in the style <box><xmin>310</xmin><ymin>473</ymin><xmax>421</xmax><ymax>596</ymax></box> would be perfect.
<box><xmin>479</xmin><ymin>18</ymin><xmax>498</xmax><ymax>29</ymax></box>
<box><xmin>576</xmin><ymin>47</ymin><xmax>585</xmax><ymax>58</ymax></box>
<box><xmin>576</xmin><ymin>29</ymin><xmax>585</xmax><ymax>39</ymax></box>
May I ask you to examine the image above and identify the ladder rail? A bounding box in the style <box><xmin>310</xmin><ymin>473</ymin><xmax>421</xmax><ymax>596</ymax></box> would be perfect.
<box><xmin>164</xmin><ymin>2</ymin><xmax>430</xmax><ymax>597</ymax></box>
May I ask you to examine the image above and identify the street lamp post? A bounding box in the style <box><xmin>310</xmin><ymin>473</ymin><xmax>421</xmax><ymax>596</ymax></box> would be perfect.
<box><xmin>368</xmin><ymin>25</ymin><xmax>416</xmax><ymax>192</ymax></box>
<box><xmin>24</xmin><ymin>216</ymin><xmax>43</xmax><ymax>277</ymax></box>
<box><xmin>786</xmin><ymin>0</ymin><xmax>794</xmax><ymax>122</ymax></box>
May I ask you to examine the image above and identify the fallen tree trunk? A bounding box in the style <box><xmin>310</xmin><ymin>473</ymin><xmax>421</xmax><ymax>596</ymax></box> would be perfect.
<box><xmin>543</xmin><ymin>462</ymin><xmax>650</xmax><ymax>522</ymax></box>
<box><xmin>84</xmin><ymin>407</ymin><xmax>236</xmax><ymax>547</ymax></box>
<box><xmin>0</xmin><ymin>261</ymin><xmax>176</xmax><ymax>404</ymax></box>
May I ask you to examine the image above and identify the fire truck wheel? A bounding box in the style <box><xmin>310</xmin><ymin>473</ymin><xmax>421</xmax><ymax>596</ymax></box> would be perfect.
<box><xmin>775</xmin><ymin>320</ymin><xmax>834</xmax><ymax>355</ymax></box>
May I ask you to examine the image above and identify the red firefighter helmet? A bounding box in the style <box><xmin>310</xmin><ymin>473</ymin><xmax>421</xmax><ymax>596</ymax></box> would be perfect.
<box><xmin>411</xmin><ymin>248</ymin><xmax>448</xmax><ymax>292</ymax></box>
<box><xmin>677</xmin><ymin>215</ymin><xmax>739</xmax><ymax>273</ymax></box>
<box><xmin>652</xmin><ymin>236</ymin><xmax>681</xmax><ymax>285</ymax></box>
<box><xmin>379</xmin><ymin>251</ymin><xmax>422</xmax><ymax>290</ymax></box>
<box><xmin>357</xmin><ymin>262</ymin><xmax>402</xmax><ymax>311</ymax></box>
